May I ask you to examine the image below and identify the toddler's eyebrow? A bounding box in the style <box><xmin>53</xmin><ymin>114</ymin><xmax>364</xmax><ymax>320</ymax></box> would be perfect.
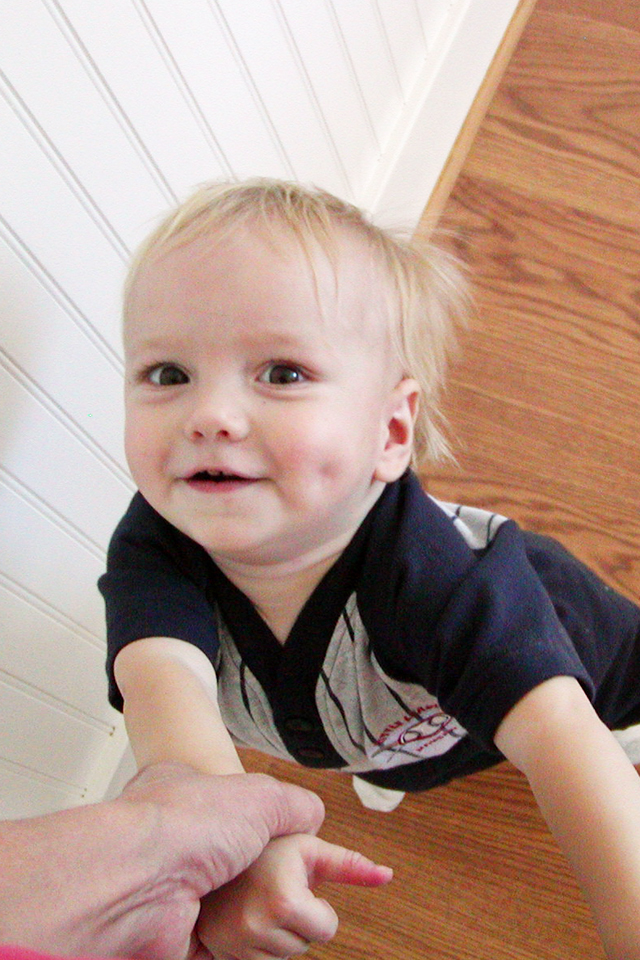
<box><xmin>236</xmin><ymin>323</ymin><xmax>334</xmax><ymax>354</ymax></box>
<box><xmin>125</xmin><ymin>320</ymin><xmax>338</xmax><ymax>360</ymax></box>
<box><xmin>124</xmin><ymin>332</ymin><xmax>185</xmax><ymax>354</ymax></box>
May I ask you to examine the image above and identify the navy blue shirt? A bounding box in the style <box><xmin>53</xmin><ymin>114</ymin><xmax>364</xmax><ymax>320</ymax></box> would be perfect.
<box><xmin>99</xmin><ymin>472</ymin><xmax>640</xmax><ymax>791</ymax></box>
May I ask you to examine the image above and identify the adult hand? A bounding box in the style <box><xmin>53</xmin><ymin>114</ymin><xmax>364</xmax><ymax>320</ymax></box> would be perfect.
<box><xmin>0</xmin><ymin>762</ymin><xmax>325</xmax><ymax>960</ymax></box>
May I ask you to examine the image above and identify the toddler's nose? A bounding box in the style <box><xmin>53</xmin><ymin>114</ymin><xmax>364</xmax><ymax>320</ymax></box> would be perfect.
<box><xmin>184</xmin><ymin>386</ymin><xmax>249</xmax><ymax>442</ymax></box>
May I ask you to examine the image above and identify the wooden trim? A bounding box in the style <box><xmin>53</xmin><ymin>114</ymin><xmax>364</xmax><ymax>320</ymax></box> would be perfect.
<box><xmin>417</xmin><ymin>0</ymin><xmax>539</xmax><ymax>235</ymax></box>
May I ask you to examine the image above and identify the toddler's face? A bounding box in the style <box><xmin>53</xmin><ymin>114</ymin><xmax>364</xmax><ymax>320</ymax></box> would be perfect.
<box><xmin>123</xmin><ymin>227</ymin><xmax>410</xmax><ymax>571</ymax></box>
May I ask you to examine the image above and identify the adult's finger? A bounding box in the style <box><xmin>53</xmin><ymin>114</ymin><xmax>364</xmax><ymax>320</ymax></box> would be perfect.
<box><xmin>122</xmin><ymin>764</ymin><xmax>327</xmax><ymax>887</ymax></box>
<box><xmin>245</xmin><ymin>776</ymin><xmax>326</xmax><ymax>842</ymax></box>
<box><xmin>124</xmin><ymin>764</ymin><xmax>325</xmax><ymax>840</ymax></box>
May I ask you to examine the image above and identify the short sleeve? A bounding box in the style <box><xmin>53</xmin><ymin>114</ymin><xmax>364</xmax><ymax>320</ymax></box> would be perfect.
<box><xmin>98</xmin><ymin>494</ymin><xmax>220</xmax><ymax>711</ymax></box>
<box><xmin>402</xmin><ymin>521</ymin><xmax>596</xmax><ymax>750</ymax></box>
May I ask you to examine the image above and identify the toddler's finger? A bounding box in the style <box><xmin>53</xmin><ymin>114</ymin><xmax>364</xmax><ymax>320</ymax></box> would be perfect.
<box><xmin>283</xmin><ymin>889</ymin><xmax>339</xmax><ymax>946</ymax></box>
<box><xmin>304</xmin><ymin>837</ymin><xmax>393</xmax><ymax>889</ymax></box>
<box><xmin>249</xmin><ymin>926</ymin><xmax>313</xmax><ymax>959</ymax></box>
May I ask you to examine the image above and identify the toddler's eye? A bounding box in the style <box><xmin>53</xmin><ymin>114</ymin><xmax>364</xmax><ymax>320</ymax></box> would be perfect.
<box><xmin>259</xmin><ymin>363</ymin><xmax>306</xmax><ymax>386</ymax></box>
<box><xmin>147</xmin><ymin>364</ymin><xmax>189</xmax><ymax>386</ymax></box>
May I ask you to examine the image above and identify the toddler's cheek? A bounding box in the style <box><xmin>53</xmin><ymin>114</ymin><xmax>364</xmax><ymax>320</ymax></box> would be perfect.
<box><xmin>280</xmin><ymin>437</ymin><xmax>343</xmax><ymax>484</ymax></box>
<box><xmin>124</xmin><ymin>441</ymin><xmax>169</xmax><ymax>503</ymax></box>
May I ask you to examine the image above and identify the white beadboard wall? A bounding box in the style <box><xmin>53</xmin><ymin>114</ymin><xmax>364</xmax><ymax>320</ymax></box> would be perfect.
<box><xmin>1</xmin><ymin>0</ymin><xmax>521</xmax><ymax>818</ymax></box>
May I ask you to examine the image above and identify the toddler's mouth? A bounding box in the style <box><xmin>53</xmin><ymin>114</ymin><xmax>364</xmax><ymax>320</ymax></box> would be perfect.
<box><xmin>185</xmin><ymin>470</ymin><xmax>258</xmax><ymax>489</ymax></box>
<box><xmin>192</xmin><ymin>470</ymin><xmax>239</xmax><ymax>482</ymax></box>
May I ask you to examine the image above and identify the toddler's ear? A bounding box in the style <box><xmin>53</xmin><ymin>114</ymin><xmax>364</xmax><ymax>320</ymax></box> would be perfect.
<box><xmin>374</xmin><ymin>378</ymin><xmax>420</xmax><ymax>483</ymax></box>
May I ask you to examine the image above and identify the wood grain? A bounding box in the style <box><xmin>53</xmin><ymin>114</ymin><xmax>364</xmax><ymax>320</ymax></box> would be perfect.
<box><xmin>425</xmin><ymin>7</ymin><xmax>640</xmax><ymax>606</ymax></box>
<box><xmin>423</xmin><ymin>0</ymin><xmax>538</xmax><ymax>228</ymax></box>
<box><xmin>241</xmin><ymin>752</ymin><xmax>605</xmax><ymax>959</ymax></box>
<box><xmin>243</xmin><ymin>4</ymin><xmax>638</xmax><ymax>958</ymax></box>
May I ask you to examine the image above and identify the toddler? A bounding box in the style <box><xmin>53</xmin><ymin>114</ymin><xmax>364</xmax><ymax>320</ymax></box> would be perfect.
<box><xmin>100</xmin><ymin>178</ymin><xmax>640</xmax><ymax>960</ymax></box>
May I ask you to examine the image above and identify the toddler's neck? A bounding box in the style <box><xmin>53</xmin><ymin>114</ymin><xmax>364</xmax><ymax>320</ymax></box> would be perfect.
<box><xmin>209</xmin><ymin>483</ymin><xmax>388</xmax><ymax>642</ymax></box>
<box><xmin>215</xmin><ymin>547</ymin><xmax>346</xmax><ymax>643</ymax></box>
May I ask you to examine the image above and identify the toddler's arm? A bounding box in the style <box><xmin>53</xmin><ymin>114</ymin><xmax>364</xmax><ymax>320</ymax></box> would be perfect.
<box><xmin>114</xmin><ymin>637</ymin><xmax>392</xmax><ymax>956</ymax></box>
<box><xmin>114</xmin><ymin>636</ymin><xmax>244</xmax><ymax>774</ymax></box>
<box><xmin>198</xmin><ymin>833</ymin><xmax>392</xmax><ymax>960</ymax></box>
<box><xmin>495</xmin><ymin>675</ymin><xmax>640</xmax><ymax>960</ymax></box>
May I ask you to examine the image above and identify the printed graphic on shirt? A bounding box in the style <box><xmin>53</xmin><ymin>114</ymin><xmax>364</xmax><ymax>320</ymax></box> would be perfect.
<box><xmin>214</xmin><ymin>597</ymin><xmax>467</xmax><ymax>773</ymax></box>
<box><xmin>375</xmin><ymin>700</ymin><xmax>466</xmax><ymax>758</ymax></box>
<box><xmin>319</xmin><ymin>597</ymin><xmax>467</xmax><ymax>772</ymax></box>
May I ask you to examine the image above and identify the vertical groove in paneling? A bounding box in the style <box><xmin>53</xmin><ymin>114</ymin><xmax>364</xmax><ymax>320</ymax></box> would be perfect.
<box><xmin>0</xmin><ymin>755</ymin><xmax>83</xmax><ymax>789</ymax></box>
<box><xmin>414</xmin><ymin>0</ymin><xmax>451</xmax><ymax>52</ymax></box>
<box><xmin>0</xmin><ymin>756</ymin><xmax>89</xmax><ymax>819</ymax></box>
<box><xmin>0</xmin><ymin>670</ymin><xmax>114</xmax><ymax>732</ymax></box>
<box><xmin>206</xmin><ymin>0</ymin><xmax>296</xmax><ymax>179</ymax></box>
<box><xmin>0</xmin><ymin>571</ymin><xmax>106</xmax><ymax>650</ymax></box>
<box><xmin>0</xmin><ymin>466</ymin><xmax>108</xmax><ymax>560</ymax></box>
<box><xmin>0</xmin><ymin>72</ymin><xmax>131</xmax><ymax>261</ymax></box>
<box><xmin>372</xmin><ymin>0</ymin><xmax>405</xmax><ymax>101</ymax></box>
<box><xmin>130</xmin><ymin>0</ymin><xmax>233</xmax><ymax>179</ymax></box>
<box><xmin>269</xmin><ymin>0</ymin><xmax>352</xmax><ymax>196</ymax></box>
<box><xmin>412</xmin><ymin>0</ymin><xmax>429</xmax><ymax>47</ymax></box>
<box><xmin>0</xmin><ymin>220</ymin><xmax>125</xmax><ymax>374</ymax></box>
<box><xmin>40</xmin><ymin>0</ymin><xmax>178</xmax><ymax>204</ymax></box>
<box><xmin>323</xmin><ymin>0</ymin><xmax>380</xmax><ymax>151</ymax></box>
<box><xmin>0</xmin><ymin>352</ymin><xmax>129</xmax><ymax>494</ymax></box>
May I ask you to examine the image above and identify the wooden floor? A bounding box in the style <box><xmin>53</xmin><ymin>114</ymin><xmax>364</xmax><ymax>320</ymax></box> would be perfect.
<box><xmin>242</xmin><ymin>2</ymin><xmax>640</xmax><ymax>957</ymax></box>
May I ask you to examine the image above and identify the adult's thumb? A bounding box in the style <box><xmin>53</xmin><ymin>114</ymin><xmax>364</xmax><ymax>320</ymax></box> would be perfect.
<box><xmin>257</xmin><ymin>777</ymin><xmax>326</xmax><ymax>839</ymax></box>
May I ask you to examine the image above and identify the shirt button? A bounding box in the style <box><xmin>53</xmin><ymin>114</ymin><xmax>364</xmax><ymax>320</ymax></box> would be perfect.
<box><xmin>283</xmin><ymin>717</ymin><xmax>316</xmax><ymax>734</ymax></box>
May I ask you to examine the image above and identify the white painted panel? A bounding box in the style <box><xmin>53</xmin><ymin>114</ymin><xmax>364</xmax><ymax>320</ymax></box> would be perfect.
<box><xmin>0</xmin><ymin>370</ymin><xmax>132</xmax><ymax>549</ymax></box>
<box><xmin>0</xmin><ymin>482</ymin><xmax>105</xmax><ymax>637</ymax></box>
<box><xmin>0</xmin><ymin>236</ymin><xmax>128</xmax><ymax>472</ymax></box>
<box><xmin>0</xmin><ymin>760</ymin><xmax>80</xmax><ymax>819</ymax></box>
<box><xmin>0</xmin><ymin>584</ymin><xmax>112</xmax><ymax>722</ymax></box>
<box><xmin>81</xmin><ymin>719</ymin><xmax>130</xmax><ymax>805</ymax></box>
<box><xmin>137</xmin><ymin>0</ymin><xmax>290</xmax><ymax>182</ymax></box>
<box><xmin>216</xmin><ymin>0</ymin><xmax>349</xmax><ymax>195</ymax></box>
<box><xmin>415</xmin><ymin>0</ymin><xmax>454</xmax><ymax>50</ymax></box>
<box><xmin>377</xmin><ymin>0</ymin><xmax>429</xmax><ymax>97</ymax></box>
<box><xmin>365</xmin><ymin>0</ymin><xmax>523</xmax><ymax>227</ymax></box>
<box><xmin>0</xmin><ymin>678</ymin><xmax>112</xmax><ymax>788</ymax></box>
<box><xmin>46</xmin><ymin>0</ymin><xmax>228</xmax><ymax>213</ymax></box>
<box><xmin>1</xmin><ymin>0</ymin><xmax>170</xmax><ymax>253</ymax></box>
<box><xmin>102</xmin><ymin>743</ymin><xmax>136</xmax><ymax>802</ymax></box>
<box><xmin>1</xmin><ymin>95</ymin><xmax>126</xmax><ymax>351</ymax></box>
<box><xmin>330</xmin><ymin>0</ymin><xmax>402</xmax><ymax>147</ymax></box>
<box><xmin>277</xmin><ymin>0</ymin><xmax>378</xmax><ymax>196</ymax></box>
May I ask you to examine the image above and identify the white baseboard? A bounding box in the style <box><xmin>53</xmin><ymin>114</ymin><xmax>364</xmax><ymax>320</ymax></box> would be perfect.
<box><xmin>365</xmin><ymin>0</ymin><xmax>527</xmax><ymax>231</ymax></box>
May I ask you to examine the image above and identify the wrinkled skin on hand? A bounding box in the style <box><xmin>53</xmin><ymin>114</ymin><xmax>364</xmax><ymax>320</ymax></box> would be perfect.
<box><xmin>0</xmin><ymin>762</ymin><xmax>325</xmax><ymax>960</ymax></box>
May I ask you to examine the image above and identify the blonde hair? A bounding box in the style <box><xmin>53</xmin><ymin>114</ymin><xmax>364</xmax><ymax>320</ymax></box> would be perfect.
<box><xmin>124</xmin><ymin>177</ymin><xmax>469</xmax><ymax>466</ymax></box>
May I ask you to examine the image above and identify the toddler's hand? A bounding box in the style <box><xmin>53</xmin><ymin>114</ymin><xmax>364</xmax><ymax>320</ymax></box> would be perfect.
<box><xmin>197</xmin><ymin>833</ymin><xmax>392</xmax><ymax>959</ymax></box>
